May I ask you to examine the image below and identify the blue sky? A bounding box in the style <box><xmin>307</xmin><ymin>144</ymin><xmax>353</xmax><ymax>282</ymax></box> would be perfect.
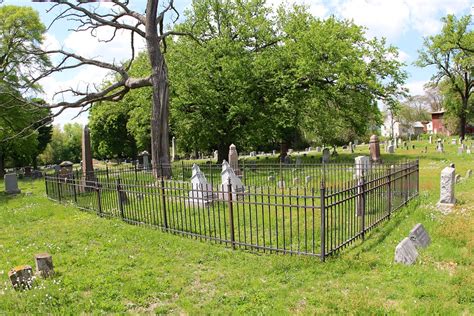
<box><xmin>3</xmin><ymin>0</ymin><xmax>473</xmax><ymax>126</ymax></box>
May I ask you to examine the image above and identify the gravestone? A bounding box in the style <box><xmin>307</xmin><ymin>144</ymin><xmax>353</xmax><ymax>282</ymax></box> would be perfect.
<box><xmin>394</xmin><ymin>237</ymin><xmax>418</xmax><ymax>265</ymax></box>
<box><xmin>8</xmin><ymin>265</ymin><xmax>33</xmax><ymax>290</ymax></box>
<box><xmin>429</xmin><ymin>136</ymin><xmax>432</xmax><ymax>144</ymax></box>
<box><xmin>438</xmin><ymin>166</ymin><xmax>456</xmax><ymax>208</ymax></box>
<box><xmin>387</xmin><ymin>145</ymin><xmax>394</xmax><ymax>154</ymax></box>
<box><xmin>455</xmin><ymin>174</ymin><xmax>461</xmax><ymax>183</ymax></box>
<box><xmin>272</xmin><ymin>150</ymin><xmax>276</xmax><ymax>155</ymax></box>
<box><xmin>369</xmin><ymin>135</ymin><xmax>381</xmax><ymax>162</ymax></box>
<box><xmin>188</xmin><ymin>164</ymin><xmax>214</xmax><ymax>206</ymax></box>
<box><xmin>24</xmin><ymin>166</ymin><xmax>32</xmax><ymax>178</ymax></box>
<box><xmin>293</xmin><ymin>178</ymin><xmax>300</xmax><ymax>186</ymax></box>
<box><xmin>305</xmin><ymin>175</ymin><xmax>312</xmax><ymax>185</ymax></box>
<box><xmin>4</xmin><ymin>173</ymin><xmax>21</xmax><ymax>194</ymax></box>
<box><xmin>409</xmin><ymin>223</ymin><xmax>431</xmax><ymax>249</ymax></box>
<box><xmin>171</xmin><ymin>137</ymin><xmax>176</xmax><ymax>162</ymax></box>
<box><xmin>322</xmin><ymin>148</ymin><xmax>330</xmax><ymax>163</ymax></box>
<box><xmin>277</xmin><ymin>180</ymin><xmax>285</xmax><ymax>189</ymax></box>
<box><xmin>34</xmin><ymin>253</ymin><xmax>54</xmax><ymax>278</ymax></box>
<box><xmin>213</xmin><ymin>150</ymin><xmax>218</xmax><ymax>160</ymax></box>
<box><xmin>458</xmin><ymin>147</ymin><xmax>464</xmax><ymax>155</ymax></box>
<box><xmin>59</xmin><ymin>161</ymin><xmax>73</xmax><ymax>178</ymax></box>
<box><xmin>140</xmin><ymin>151</ymin><xmax>150</xmax><ymax>170</ymax></box>
<box><xmin>354</xmin><ymin>156</ymin><xmax>370</xmax><ymax>179</ymax></box>
<box><xmin>267</xmin><ymin>175</ymin><xmax>275</xmax><ymax>182</ymax></box>
<box><xmin>284</xmin><ymin>155</ymin><xmax>292</xmax><ymax>164</ymax></box>
<box><xmin>466</xmin><ymin>169</ymin><xmax>472</xmax><ymax>178</ymax></box>
<box><xmin>220</xmin><ymin>160</ymin><xmax>244</xmax><ymax>200</ymax></box>
<box><xmin>296</xmin><ymin>157</ymin><xmax>302</xmax><ymax>166</ymax></box>
<box><xmin>451</xmin><ymin>138</ymin><xmax>457</xmax><ymax>145</ymax></box>
<box><xmin>316</xmin><ymin>147</ymin><xmax>322</xmax><ymax>152</ymax></box>
<box><xmin>436</xmin><ymin>139</ymin><xmax>444</xmax><ymax>153</ymax></box>
<box><xmin>228</xmin><ymin>144</ymin><xmax>241</xmax><ymax>175</ymax></box>
<box><xmin>250</xmin><ymin>151</ymin><xmax>256</xmax><ymax>157</ymax></box>
<box><xmin>81</xmin><ymin>125</ymin><xmax>95</xmax><ymax>186</ymax></box>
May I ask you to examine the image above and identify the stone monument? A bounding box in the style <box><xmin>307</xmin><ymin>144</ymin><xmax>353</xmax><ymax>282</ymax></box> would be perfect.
<box><xmin>369</xmin><ymin>135</ymin><xmax>381</xmax><ymax>162</ymax></box>
<box><xmin>187</xmin><ymin>164</ymin><xmax>214</xmax><ymax>206</ymax></box>
<box><xmin>409</xmin><ymin>223</ymin><xmax>431</xmax><ymax>249</ymax></box>
<box><xmin>228</xmin><ymin>144</ymin><xmax>241</xmax><ymax>175</ymax></box>
<box><xmin>322</xmin><ymin>148</ymin><xmax>330</xmax><ymax>163</ymax></box>
<box><xmin>171</xmin><ymin>137</ymin><xmax>176</xmax><ymax>162</ymax></box>
<box><xmin>4</xmin><ymin>173</ymin><xmax>21</xmax><ymax>194</ymax></box>
<box><xmin>81</xmin><ymin>125</ymin><xmax>95</xmax><ymax>186</ymax></box>
<box><xmin>437</xmin><ymin>166</ymin><xmax>456</xmax><ymax>209</ymax></box>
<box><xmin>394</xmin><ymin>237</ymin><xmax>418</xmax><ymax>265</ymax></box>
<box><xmin>220</xmin><ymin>160</ymin><xmax>244</xmax><ymax>200</ymax></box>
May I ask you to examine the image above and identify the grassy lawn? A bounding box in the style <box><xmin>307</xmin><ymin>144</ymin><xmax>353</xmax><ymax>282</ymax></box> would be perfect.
<box><xmin>1</xmin><ymin>140</ymin><xmax>473</xmax><ymax>313</ymax></box>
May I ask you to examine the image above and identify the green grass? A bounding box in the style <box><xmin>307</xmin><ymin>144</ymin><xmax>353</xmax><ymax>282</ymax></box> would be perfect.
<box><xmin>1</xmin><ymin>140</ymin><xmax>473</xmax><ymax>313</ymax></box>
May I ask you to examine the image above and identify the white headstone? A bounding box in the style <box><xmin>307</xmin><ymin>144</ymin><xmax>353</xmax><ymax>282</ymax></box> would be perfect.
<box><xmin>451</xmin><ymin>138</ymin><xmax>457</xmax><ymax>145</ymax></box>
<box><xmin>228</xmin><ymin>144</ymin><xmax>240</xmax><ymax>175</ymax></box>
<box><xmin>277</xmin><ymin>180</ymin><xmax>285</xmax><ymax>189</ymax></box>
<box><xmin>429</xmin><ymin>136</ymin><xmax>432</xmax><ymax>144</ymax></box>
<box><xmin>305</xmin><ymin>175</ymin><xmax>312</xmax><ymax>185</ymax></box>
<box><xmin>187</xmin><ymin>164</ymin><xmax>213</xmax><ymax>206</ymax></box>
<box><xmin>438</xmin><ymin>166</ymin><xmax>455</xmax><ymax>207</ymax></box>
<box><xmin>267</xmin><ymin>175</ymin><xmax>275</xmax><ymax>182</ymax></box>
<box><xmin>171</xmin><ymin>137</ymin><xmax>176</xmax><ymax>162</ymax></box>
<box><xmin>220</xmin><ymin>160</ymin><xmax>244</xmax><ymax>200</ymax></box>
<box><xmin>466</xmin><ymin>170</ymin><xmax>472</xmax><ymax>178</ymax></box>
<box><xmin>293</xmin><ymin>178</ymin><xmax>300</xmax><ymax>186</ymax></box>
<box><xmin>395</xmin><ymin>237</ymin><xmax>418</xmax><ymax>265</ymax></box>
<box><xmin>4</xmin><ymin>173</ymin><xmax>21</xmax><ymax>194</ymax></box>
<box><xmin>409</xmin><ymin>223</ymin><xmax>431</xmax><ymax>249</ymax></box>
<box><xmin>354</xmin><ymin>156</ymin><xmax>370</xmax><ymax>179</ymax></box>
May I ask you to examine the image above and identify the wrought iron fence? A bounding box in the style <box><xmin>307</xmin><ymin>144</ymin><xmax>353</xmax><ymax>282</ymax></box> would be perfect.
<box><xmin>45</xmin><ymin>160</ymin><xmax>419</xmax><ymax>260</ymax></box>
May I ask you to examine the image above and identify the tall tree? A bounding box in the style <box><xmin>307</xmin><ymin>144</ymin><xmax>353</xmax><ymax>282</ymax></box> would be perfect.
<box><xmin>416</xmin><ymin>14</ymin><xmax>473</xmax><ymax>139</ymax></box>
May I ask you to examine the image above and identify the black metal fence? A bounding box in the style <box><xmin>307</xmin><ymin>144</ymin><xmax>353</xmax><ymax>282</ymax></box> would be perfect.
<box><xmin>45</xmin><ymin>160</ymin><xmax>419</xmax><ymax>260</ymax></box>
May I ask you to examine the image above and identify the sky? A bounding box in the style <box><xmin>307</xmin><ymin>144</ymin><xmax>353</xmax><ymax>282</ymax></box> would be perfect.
<box><xmin>2</xmin><ymin>0</ymin><xmax>474</xmax><ymax>127</ymax></box>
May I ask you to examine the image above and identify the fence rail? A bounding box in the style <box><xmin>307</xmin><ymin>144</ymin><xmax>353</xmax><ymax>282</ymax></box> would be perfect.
<box><xmin>45</xmin><ymin>160</ymin><xmax>419</xmax><ymax>260</ymax></box>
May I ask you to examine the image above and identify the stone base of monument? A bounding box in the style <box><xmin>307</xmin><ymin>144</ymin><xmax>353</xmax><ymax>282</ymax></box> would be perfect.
<box><xmin>8</xmin><ymin>265</ymin><xmax>34</xmax><ymax>290</ymax></box>
<box><xmin>436</xmin><ymin>201</ymin><xmax>455</xmax><ymax>214</ymax></box>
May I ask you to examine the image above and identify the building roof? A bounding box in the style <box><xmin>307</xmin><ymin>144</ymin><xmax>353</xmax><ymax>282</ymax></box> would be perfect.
<box><xmin>413</xmin><ymin>121</ymin><xmax>425</xmax><ymax>128</ymax></box>
<box><xmin>430</xmin><ymin>110</ymin><xmax>445</xmax><ymax>114</ymax></box>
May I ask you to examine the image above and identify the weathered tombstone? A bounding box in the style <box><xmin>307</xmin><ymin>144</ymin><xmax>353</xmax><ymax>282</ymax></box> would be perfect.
<box><xmin>293</xmin><ymin>178</ymin><xmax>300</xmax><ymax>186</ymax></box>
<box><xmin>228</xmin><ymin>144</ymin><xmax>241</xmax><ymax>175</ymax></box>
<box><xmin>429</xmin><ymin>136</ymin><xmax>432</xmax><ymax>144</ymax></box>
<box><xmin>267</xmin><ymin>175</ymin><xmax>275</xmax><ymax>182</ymax></box>
<box><xmin>34</xmin><ymin>253</ymin><xmax>54</xmax><ymax>278</ymax></box>
<box><xmin>451</xmin><ymin>138</ymin><xmax>457</xmax><ymax>145</ymax></box>
<box><xmin>24</xmin><ymin>166</ymin><xmax>32</xmax><ymax>178</ymax></box>
<box><xmin>354</xmin><ymin>156</ymin><xmax>370</xmax><ymax>216</ymax></box>
<box><xmin>308</xmin><ymin>147</ymin><xmax>313</xmax><ymax>151</ymax></box>
<box><xmin>171</xmin><ymin>137</ymin><xmax>176</xmax><ymax>162</ymax></box>
<box><xmin>296</xmin><ymin>157</ymin><xmax>302</xmax><ymax>166</ymax></box>
<box><xmin>277</xmin><ymin>180</ymin><xmax>285</xmax><ymax>189</ymax></box>
<box><xmin>81</xmin><ymin>125</ymin><xmax>95</xmax><ymax>188</ymax></box>
<box><xmin>322</xmin><ymin>148</ymin><xmax>330</xmax><ymax>163</ymax></box>
<box><xmin>437</xmin><ymin>166</ymin><xmax>456</xmax><ymax>208</ymax></box>
<box><xmin>436</xmin><ymin>139</ymin><xmax>444</xmax><ymax>153</ymax></box>
<box><xmin>272</xmin><ymin>149</ymin><xmax>276</xmax><ymax>155</ymax></box>
<box><xmin>466</xmin><ymin>170</ymin><xmax>472</xmax><ymax>178</ymax></box>
<box><xmin>455</xmin><ymin>174</ymin><xmax>461</xmax><ymax>183</ymax></box>
<box><xmin>458</xmin><ymin>147</ymin><xmax>464</xmax><ymax>155</ymax></box>
<box><xmin>409</xmin><ymin>224</ymin><xmax>431</xmax><ymax>249</ymax></box>
<box><xmin>284</xmin><ymin>155</ymin><xmax>292</xmax><ymax>164</ymax></box>
<box><xmin>305</xmin><ymin>175</ymin><xmax>312</xmax><ymax>185</ymax></box>
<box><xmin>220</xmin><ymin>160</ymin><xmax>244</xmax><ymax>200</ymax></box>
<box><xmin>8</xmin><ymin>265</ymin><xmax>33</xmax><ymax>290</ymax></box>
<box><xmin>59</xmin><ymin>161</ymin><xmax>73</xmax><ymax>178</ymax></box>
<box><xmin>369</xmin><ymin>135</ymin><xmax>381</xmax><ymax>162</ymax></box>
<box><xmin>316</xmin><ymin>147</ymin><xmax>322</xmax><ymax>152</ymax></box>
<box><xmin>213</xmin><ymin>150</ymin><xmax>218</xmax><ymax>160</ymax></box>
<box><xmin>387</xmin><ymin>144</ymin><xmax>395</xmax><ymax>154</ymax></box>
<box><xmin>188</xmin><ymin>164</ymin><xmax>214</xmax><ymax>206</ymax></box>
<box><xmin>140</xmin><ymin>151</ymin><xmax>150</xmax><ymax>170</ymax></box>
<box><xmin>394</xmin><ymin>237</ymin><xmax>418</xmax><ymax>265</ymax></box>
<box><xmin>4</xmin><ymin>173</ymin><xmax>21</xmax><ymax>194</ymax></box>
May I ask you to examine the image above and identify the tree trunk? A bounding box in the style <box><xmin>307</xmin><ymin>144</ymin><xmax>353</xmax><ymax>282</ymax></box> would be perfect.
<box><xmin>217</xmin><ymin>142</ymin><xmax>228</xmax><ymax>164</ymax></box>
<box><xmin>0</xmin><ymin>150</ymin><xmax>5</xmax><ymax>178</ymax></box>
<box><xmin>146</xmin><ymin>0</ymin><xmax>171</xmax><ymax>178</ymax></box>
<box><xmin>459</xmin><ymin>98</ymin><xmax>468</xmax><ymax>140</ymax></box>
<box><xmin>279</xmin><ymin>141</ymin><xmax>289</xmax><ymax>162</ymax></box>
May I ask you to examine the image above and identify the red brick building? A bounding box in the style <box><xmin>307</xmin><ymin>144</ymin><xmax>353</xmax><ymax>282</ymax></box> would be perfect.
<box><xmin>431</xmin><ymin>110</ymin><xmax>449</xmax><ymax>135</ymax></box>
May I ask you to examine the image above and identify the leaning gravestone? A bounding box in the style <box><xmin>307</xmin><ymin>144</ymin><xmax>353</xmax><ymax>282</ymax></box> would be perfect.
<box><xmin>438</xmin><ymin>166</ymin><xmax>456</xmax><ymax>208</ymax></box>
<box><xmin>4</xmin><ymin>173</ymin><xmax>21</xmax><ymax>194</ymax></box>
<box><xmin>322</xmin><ymin>148</ymin><xmax>330</xmax><ymax>163</ymax></box>
<box><xmin>34</xmin><ymin>253</ymin><xmax>54</xmax><ymax>278</ymax></box>
<box><xmin>409</xmin><ymin>223</ymin><xmax>431</xmax><ymax>249</ymax></box>
<box><xmin>394</xmin><ymin>237</ymin><xmax>418</xmax><ymax>265</ymax></box>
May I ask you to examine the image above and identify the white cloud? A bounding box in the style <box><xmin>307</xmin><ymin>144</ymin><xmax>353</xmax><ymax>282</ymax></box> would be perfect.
<box><xmin>266</xmin><ymin>0</ymin><xmax>328</xmax><ymax>18</ymax></box>
<box><xmin>405</xmin><ymin>80</ymin><xmax>428</xmax><ymax>96</ymax></box>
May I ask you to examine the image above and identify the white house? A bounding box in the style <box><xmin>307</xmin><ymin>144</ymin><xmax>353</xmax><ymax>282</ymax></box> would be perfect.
<box><xmin>381</xmin><ymin>115</ymin><xmax>425</xmax><ymax>138</ymax></box>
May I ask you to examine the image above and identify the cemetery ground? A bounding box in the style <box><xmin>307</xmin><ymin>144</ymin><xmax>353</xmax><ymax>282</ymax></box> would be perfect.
<box><xmin>1</xmin><ymin>141</ymin><xmax>473</xmax><ymax>314</ymax></box>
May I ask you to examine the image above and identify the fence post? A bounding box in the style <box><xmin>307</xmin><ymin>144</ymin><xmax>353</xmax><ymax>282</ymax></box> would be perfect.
<box><xmin>160</xmin><ymin>175</ymin><xmax>168</xmax><ymax>229</ymax></box>
<box><xmin>56</xmin><ymin>175</ymin><xmax>61</xmax><ymax>202</ymax></box>
<box><xmin>320</xmin><ymin>180</ymin><xmax>326</xmax><ymax>262</ymax></box>
<box><xmin>416</xmin><ymin>160</ymin><xmax>419</xmax><ymax>197</ymax></box>
<box><xmin>181</xmin><ymin>160</ymin><xmax>185</xmax><ymax>181</ymax></box>
<box><xmin>72</xmin><ymin>172</ymin><xmax>78</xmax><ymax>203</ymax></box>
<box><xmin>106</xmin><ymin>164</ymin><xmax>109</xmax><ymax>183</ymax></box>
<box><xmin>227</xmin><ymin>178</ymin><xmax>236</xmax><ymax>250</ymax></box>
<box><xmin>134</xmin><ymin>162</ymin><xmax>138</xmax><ymax>181</ymax></box>
<box><xmin>387</xmin><ymin>166</ymin><xmax>392</xmax><ymax>220</ymax></box>
<box><xmin>116</xmin><ymin>178</ymin><xmax>124</xmax><ymax>219</ymax></box>
<box><xmin>44</xmin><ymin>176</ymin><xmax>49</xmax><ymax>197</ymax></box>
<box><xmin>96</xmin><ymin>182</ymin><xmax>103</xmax><ymax>217</ymax></box>
<box><xmin>361</xmin><ymin>172</ymin><xmax>366</xmax><ymax>241</ymax></box>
